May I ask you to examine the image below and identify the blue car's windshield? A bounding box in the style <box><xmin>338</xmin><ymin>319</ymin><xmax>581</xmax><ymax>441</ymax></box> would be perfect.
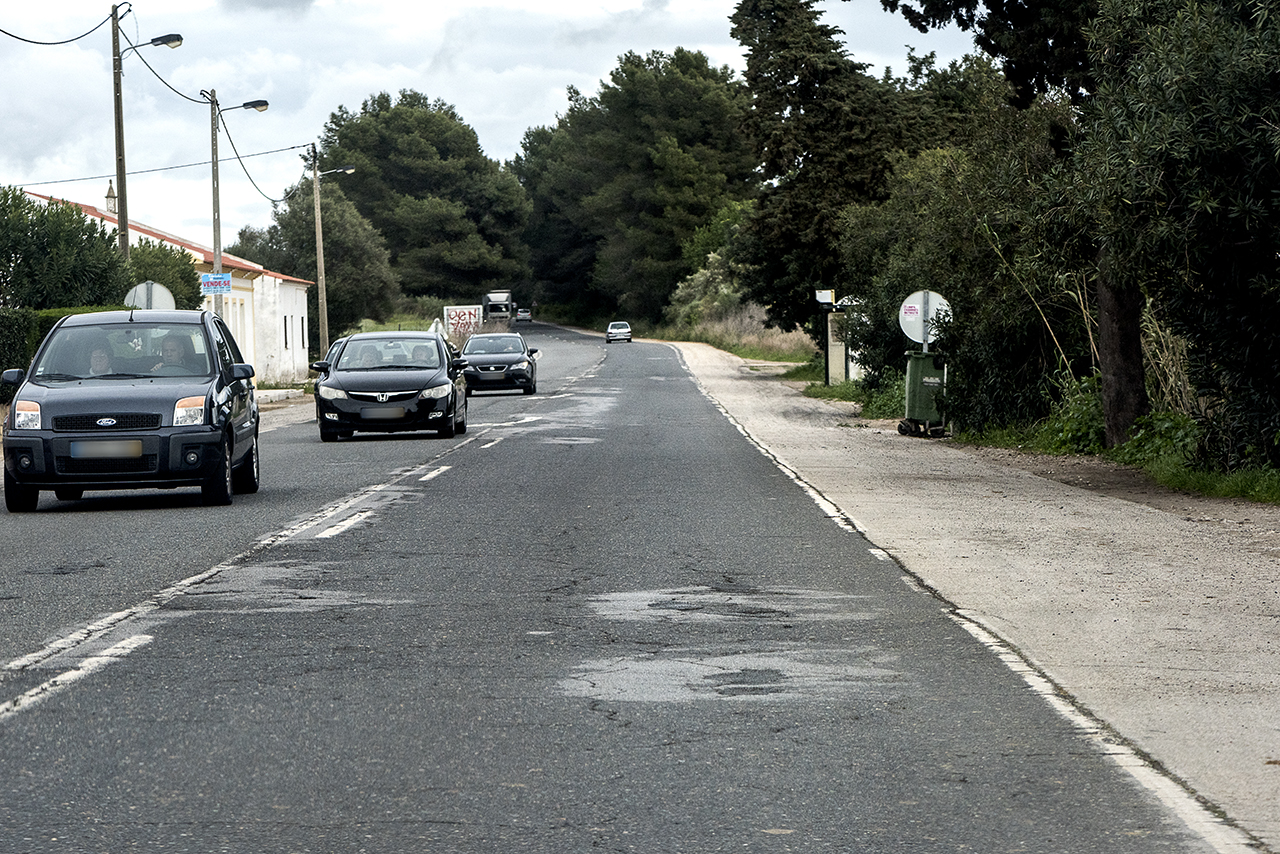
<box><xmin>31</xmin><ymin>322</ymin><xmax>214</xmax><ymax>381</ymax></box>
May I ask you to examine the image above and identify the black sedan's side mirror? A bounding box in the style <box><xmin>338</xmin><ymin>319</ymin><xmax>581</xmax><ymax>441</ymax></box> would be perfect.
<box><xmin>1</xmin><ymin>369</ymin><xmax>25</xmax><ymax>385</ymax></box>
<box><xmin>309</xmin><ymin>360</ymin><xmax>331</xmax><ymax>374</ymax></box>
<box><xmin>451</xmin><ymin>358</ymin><xmax>469</xmax><ymax>371</ymax></box>
<box><xmin>528</xmin><ymin>348</ymin><xmax>539</xmax><ymax>356</ymax></box>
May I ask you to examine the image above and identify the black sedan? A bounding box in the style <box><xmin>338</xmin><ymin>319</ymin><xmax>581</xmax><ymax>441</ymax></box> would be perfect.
<box><xmin>310</xmin><ymin>332</ymin><xmax>468</xmax><ymax>441</ymax></box>
<box><xmin>1</xmin><ymin>309</ymin><xmax>259</xmax><ymax>512</ymax></box>
<box><xmin>461</xmin><ymin>333</ymin><xmax>538</xmax><ymax>395</ymax></box>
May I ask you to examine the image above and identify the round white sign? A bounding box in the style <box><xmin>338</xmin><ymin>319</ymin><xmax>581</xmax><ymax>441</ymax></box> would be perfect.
<box><xmin>898</xmin><ymin>290</ymin><xmax>951</xmax><ymax>345</ymax></box>
<box><xmin>124</xmin><ymin>281</ymin><xmax>176</xmax><ymax>310</ymax></box>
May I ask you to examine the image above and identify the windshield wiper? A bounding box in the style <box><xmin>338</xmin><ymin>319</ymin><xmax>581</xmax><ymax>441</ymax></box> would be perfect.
<box><xmin>33</xmin><ymin>372</ymin><xmax>82</xmax><ymax>382</ymax></box>
<box><xmin>95</xmin><ymin>372</ymin><xmax>151</xmax><ymax>379</ymax></box>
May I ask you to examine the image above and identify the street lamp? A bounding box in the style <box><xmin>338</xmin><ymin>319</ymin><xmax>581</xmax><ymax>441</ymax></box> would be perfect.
<box><xmin>201</xmin><ymin>89</ymin><xmax>268</xmax><ymax>317</ymax></box>
<box><xmin>311</xmin><ymin>144</ymin><xmax>355</xmax><ymax>355</ymax></box>
<box><xmin>111</xmin><ymin>4</ymin><xmax>182</xmax><ymax>259</ymax></box>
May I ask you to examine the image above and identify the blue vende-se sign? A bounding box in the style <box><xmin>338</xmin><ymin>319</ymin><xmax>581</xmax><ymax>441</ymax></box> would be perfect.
<box><xmin>200</xmin><ymin>273</ymin><xmax>232</xmax><ymax>295</ymax></box>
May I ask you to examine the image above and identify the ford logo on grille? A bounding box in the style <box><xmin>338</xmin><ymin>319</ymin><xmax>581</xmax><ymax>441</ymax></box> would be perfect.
<box><xmin>96</xmin><ymin>417</ymin><xmax>118</xmax><ymax>427</ymax></box>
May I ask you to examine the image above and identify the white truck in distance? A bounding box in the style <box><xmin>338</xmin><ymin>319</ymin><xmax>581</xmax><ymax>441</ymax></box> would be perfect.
<box><xmin>482</xmin><ymin>291</ymin><xmax>513</xmax><ymax>322</ymax></box>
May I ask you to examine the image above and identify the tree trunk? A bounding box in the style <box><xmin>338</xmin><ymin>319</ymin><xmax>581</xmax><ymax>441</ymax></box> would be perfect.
<box><xmin>1095</xmin><ymin>249</ymin><xmax>1149</xmax><ymax>447</ymax></box>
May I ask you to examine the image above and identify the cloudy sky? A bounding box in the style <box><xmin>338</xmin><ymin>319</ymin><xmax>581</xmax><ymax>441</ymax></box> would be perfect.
<box><xmin>2</xmin><ymin>0</ymin><xmax>975</xmax><ymax>249</ymax></box>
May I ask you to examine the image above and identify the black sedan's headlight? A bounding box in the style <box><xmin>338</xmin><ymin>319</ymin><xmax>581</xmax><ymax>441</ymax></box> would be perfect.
<box><xmin>419</xmin><ymin>384</ymin><xmax>452</xmax><ymax>401</ymax></box>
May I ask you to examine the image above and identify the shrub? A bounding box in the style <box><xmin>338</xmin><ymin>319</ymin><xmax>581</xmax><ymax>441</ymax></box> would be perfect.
<box><xmin>1034</xmin><ymin>371</ymin><xmax>1105</xmax><ymax>454</ymax></box>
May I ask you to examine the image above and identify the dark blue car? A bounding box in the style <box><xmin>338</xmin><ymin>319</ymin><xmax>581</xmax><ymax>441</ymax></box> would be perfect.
<box><xmin>2</xmin><ymin>310</ymin><xmax>259</xmax><ymax>512</ymax></box>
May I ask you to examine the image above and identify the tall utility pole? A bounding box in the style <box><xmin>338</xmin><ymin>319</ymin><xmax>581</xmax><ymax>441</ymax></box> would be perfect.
<box><xmin>312</xmin><ymin>144</ymin><xmax>330</xmax><ymax>355</ymax></box>
<box><xmin>210</xmin><ymin>88</ymin><xmax>224</xmax><ymax>317</ymax></box>
<box><xmin>109</xmin><ymin>7</ymin><xmax>181</xmax><ymax>260</ymax></box>
<box><xmin>110</xmin><ymin>5</ymin><xmax>129</xmax><ymax>258</ymax></box>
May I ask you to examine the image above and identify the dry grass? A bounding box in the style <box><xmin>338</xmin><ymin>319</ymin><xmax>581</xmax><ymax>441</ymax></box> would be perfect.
<box><xmin>650</xmin><ymin>304</ymin><xmax>816</xmax><ymax>362</ymax></box>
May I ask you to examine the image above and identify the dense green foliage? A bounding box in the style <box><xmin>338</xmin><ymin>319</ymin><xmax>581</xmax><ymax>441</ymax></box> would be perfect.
<box><xmin>514</xmin><ymin>49</ymin><xmax>757</xmax><ymax>322</ymax></box>
<box><xmin>878</xmin><ymin>0</ymin><xmax>1097</xmax><ymax>106</ymax></box>
<box><xmin>0</xmin><ymin>306</ymin><xmax>38</xmax><ymax>399</ymax></box>
<box><xmin>0</xmin><ymin>188</ymin><xmax>130</xmax><ymax>310</ymax></box>
<box><xmin>318</xmin><ymin>91</ymin><xmax>530</xmax><ymax>301</ymax></box>
<box><xmin>729</xmin><ymin>1</ymin><xmax>1004</xmax><ymax>336</ymax></box>
<box><xmin>838</xmin><ymin>61</ymin><xmax>1089</xmax><ymax>426</ymax></box>
<box><xmin>730</xmin><ymin>0</ymin><xmax>908</xmax><ymax>334</ymax></box>
<box><xmin>1078</xmin><ymin>0</ymin><xmax>1280</xmax><ymax>468</ymax></box>
<box><xmin>229</xmin><ymin>178</ymin><xmax>398</xmax><ymax>351</ymax></box>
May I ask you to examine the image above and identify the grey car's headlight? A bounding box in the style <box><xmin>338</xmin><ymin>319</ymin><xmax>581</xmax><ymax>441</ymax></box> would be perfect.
<box><xmin>173</xmin><ymin>396</ymin><xmax>206</xmax><ymax>427</ymax></box>
<box><xmin>419</xmin><ymin>384</ymin><xmax>451</xmax><ymax>400</ymax></box>
<box><xmin>511</xmin><ymin>360</ymin><xmax>530</xmax><ymax>371</ymax></box>
<box><xmin>13</xmin><ymin>400</ymin><xmax>40</xmax><ymax>430</ymax></box>
<box><xmin>318</xmin><ymin>385</ymin><xmax>348</xmax><ymax>400</ymax></box>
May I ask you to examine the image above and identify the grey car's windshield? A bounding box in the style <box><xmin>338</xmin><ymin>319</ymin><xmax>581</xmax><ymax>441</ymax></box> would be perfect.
<box><xmin>337</xmin><ymin>338</ymin><xmax>442</xmax><ymax>370</ymax></box>
<box><xmin>30</xmin><ymin>322</ymin><xmax>214</xmax><ymax>380</ymax></box>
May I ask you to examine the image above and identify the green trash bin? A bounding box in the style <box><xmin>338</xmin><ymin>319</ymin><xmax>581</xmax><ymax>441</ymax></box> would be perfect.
<box><xmin>900</xmin><ymin>351</ymin><xmax>946</xmax><ymax>437</ymax></box>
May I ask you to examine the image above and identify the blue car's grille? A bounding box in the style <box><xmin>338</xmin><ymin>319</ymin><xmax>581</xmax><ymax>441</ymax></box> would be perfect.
<box><xmin>53</xmin><ymin>413</ymin><xmax>162</xmax><ymax>432</ymax></box>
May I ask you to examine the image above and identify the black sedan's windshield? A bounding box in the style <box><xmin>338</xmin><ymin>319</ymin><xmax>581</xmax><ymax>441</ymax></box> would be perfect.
<box><xmin>336</xmin><ymin>338</ymin><xmax>442</xmax><ymax>370</ymax></box>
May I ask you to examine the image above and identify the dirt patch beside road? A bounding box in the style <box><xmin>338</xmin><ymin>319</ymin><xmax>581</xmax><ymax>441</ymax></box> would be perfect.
<box><xmin>950</xmin><ymin>441</ymin><xmax>1280</xmax><ymax>556</ymax></box>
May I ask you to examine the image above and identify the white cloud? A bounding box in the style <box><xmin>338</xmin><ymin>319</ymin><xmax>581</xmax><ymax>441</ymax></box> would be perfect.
<box><xmin>2</xmin><ymin>0</ymin><xmax>974</xmax><ymax>244</ymax></box>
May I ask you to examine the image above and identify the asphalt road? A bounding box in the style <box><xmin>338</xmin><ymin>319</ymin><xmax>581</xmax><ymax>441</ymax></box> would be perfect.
<box><xmin>0</xmin><ymin>324</ymin><xmax>1229</xmax><ymax>852</ymax></box>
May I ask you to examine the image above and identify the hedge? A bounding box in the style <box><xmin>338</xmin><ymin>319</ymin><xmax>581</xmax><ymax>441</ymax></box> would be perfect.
<box><xmin>0</xmin><ymin>305</ymin><xmax>131</xmax><ymax>403</ymax></box>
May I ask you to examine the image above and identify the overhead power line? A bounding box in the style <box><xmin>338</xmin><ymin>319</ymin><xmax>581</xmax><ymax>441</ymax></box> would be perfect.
<box><xmin>0</xmin><ymin>10</ymin><xmax>114</xmax><ymax>46</ymax></box>
<box><xmin>20</xmin><ymin>144</ymin><xmax>313</xmax><ymax>189</ymax></box>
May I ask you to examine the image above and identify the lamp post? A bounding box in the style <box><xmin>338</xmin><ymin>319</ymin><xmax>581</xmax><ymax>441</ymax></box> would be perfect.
<box><xmin>111</xmin><ymin>4</ymin><xmax>181</xmax><ymax>259</ymax></box>
<box><xmin>202</xmin><ymin>89</ymin><xmax>268</xmax><ymax>317</ymax></box>
<box><xmin>311</xmin><ymin>144</ymin><xmax>355</xmax><ymax>355</ymax></box>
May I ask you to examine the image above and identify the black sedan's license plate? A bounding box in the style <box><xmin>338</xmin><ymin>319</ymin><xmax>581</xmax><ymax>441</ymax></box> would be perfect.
<box><xmin>361</xmin><ymin>407</ymin><xmax>406</xmax><ymax>420</ymax></box>
<box><xmin>70</xmin><ymin>439</ymin><xmax>143</xmax><ymax>459</ymax></box>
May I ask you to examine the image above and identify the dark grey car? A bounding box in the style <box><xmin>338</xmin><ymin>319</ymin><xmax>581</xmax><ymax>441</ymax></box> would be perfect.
<box><xmin>461</xmin><ymin>333</ymin><xmax>538</xmax><ymax>395</ymax></box>
<box><xmin>1</xmin><ymin>310</ymin><xmax>259</xmax><ymax>512</ymax></box>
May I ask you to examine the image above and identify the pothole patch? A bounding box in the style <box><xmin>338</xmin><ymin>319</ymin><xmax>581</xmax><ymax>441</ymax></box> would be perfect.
<box><xmin>560</xmin><ymin>646</ymin><xmax>901</xmax><ymax>702</ymax></box>
<box><xmin>589</xmin><ymin>586</ymin><xmax>877</xmax><ymax>624</ymax></box>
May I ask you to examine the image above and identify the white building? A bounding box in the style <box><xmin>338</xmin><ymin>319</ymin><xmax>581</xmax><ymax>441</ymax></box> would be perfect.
<box><xmin>25</xmin><ymin>191</ymin><xmax>313</xmax><ymax>385</ymax></box>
